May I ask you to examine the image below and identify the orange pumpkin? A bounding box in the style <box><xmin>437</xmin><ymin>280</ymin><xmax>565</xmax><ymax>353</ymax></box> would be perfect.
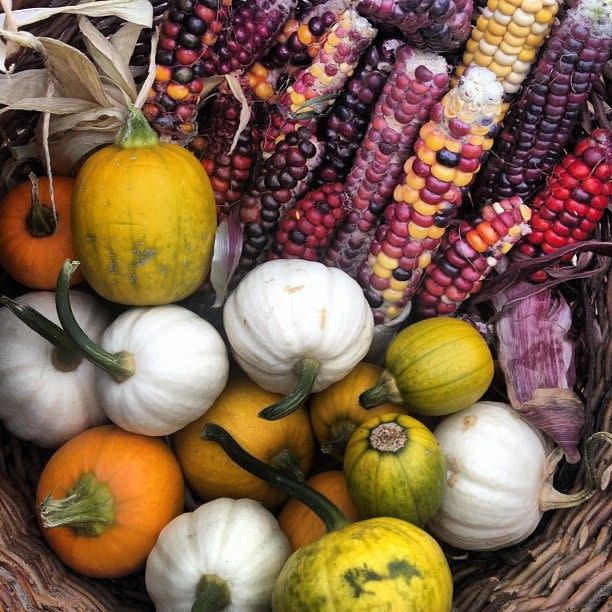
<box><xmin>173</xmin><ymin>371</ymin><xmax>315</xmax><ymax>509</ymax></box>
<box><xmin>0</xmin><ymin>175</ymin><xmax>82</xmax><ymax>289</ymax></box>
<box><xmin>277</xmin><ymin>470</ymin><xmax>361</xmax><ymax>551</ymax></box>
<box><xmin>35</xmin><ymin>425</ymin><xmax>184</xmax><ymax>579</ymax></box>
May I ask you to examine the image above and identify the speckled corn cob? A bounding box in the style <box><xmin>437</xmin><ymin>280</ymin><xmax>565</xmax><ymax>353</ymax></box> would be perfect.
<box><xmin>415</xmin><ymin>196</ymin><xmax>532</xmax><ymax>317</ymax></box>
<box><xmin>474</xmin><ymin>0</ymin><xmax>612</xmax><ymax>203</ymax></box>
<box><xmin>235</xmin><ymin>126</ymin><xmax>324</xmax><ymax>280</ymax></box>
<box><xmin>268</xmin><ymin>182</ymin><xmax>349</xmax><ymax>260</ymax></box>
<box><xmin>325</xmin><ymin>46</ymin><xmax>449</xmax><ymax>277</ymax></box>
<box><xmin>454</xmin><ymin>0</ymin><xmax>560</xmax><ymax>100</ymax></box>
<box><xmin>358</xmin><ymin>66</ymin><xmax>504</xmax><ymax>324</ymax></box>
<box><xmin>313</xmin><ymin>38</ymin><xmax>402</xmax><ymax>186</ymax></box>
<box><xmin>143</xmin><ymin>0</ymin><xmax>232</xmax><ymax>143</ymax></box>
<box><xmin>356</xmin><ymin>0</ymin><xmax>473</xmax><ymax>52</ymax></box>
<box><xmin>201</xmin><ymin>0</ymin><xmax>297</xmax><ymax>77</ymax></box>
<box><xmin>261</xmin><ymin>8</ymin><xmax>378</xmax><ymax>157</ymax></box>
<box><xmin>518</xmin><ymin>128</ymin><xmax>612</xmax><ymax>281</ymax></box>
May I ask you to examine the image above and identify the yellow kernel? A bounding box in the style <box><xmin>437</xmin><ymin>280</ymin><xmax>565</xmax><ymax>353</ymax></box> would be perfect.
<box><xmin>408</xmin><ymin>222</ymin><xmax>430</xmax><ymax>241</ymax></box>
<box><xmin>373</xmin><ymin>262</ymin><xmax>393</xmax><ymax>278</ymax></box>
<box><xmin>484</xmin><ymin>30</ymin><xmax>504</xmax><ymax>44</ymax></box>
<box><xmin>497</xmin><ymin>0</ymin><xmax>516</xmax><ymax>15</ymax></box>
<box><xmin>518</xmin><ymin>47</ymin><xmax>537</xmax><ymax>62</ymax></box>
<box><xmin>385</xmin><ymin>305</ymin><xmax>401</xmax><ymax>320</ymax></box>
<box><xmin>413</xmin><ymin>200</ymin><xmax>438</xmax><ymax>216</ymax></box>
<box><xmin>424</xmin><ymin>130</ymin><xmax>447</xmax><ymax>151</ymax></box>
<box><xmin>326</xmin><ymin>32</ymin><xmax>340</xmax><ymax>47</ymax></box>
<box><xmin>476</xmin><ymin>15</ymin><xmax>490</xmax><ymax>30</ymax></box>
<box><xmin>473</xmin><ymin>49</ymin><xmax>494</xmax><ymax>66</ymax></box>
<box><xmin>431</xmin><ymin>164</ymin><xmax>456</xmax><ymax>183</ymax></box>
<box><xmin>251</xmin><ymin>63</ymin><xmax>268</xmax><ymax>77</ymax></box>
<box><xmin>319</xmin><ymin>74</ymin><xmax>333</xmax><ymax>85</ymax></box>
<box><xmin>500</xmin><ymin>242</ymin><xmax>513</xmax><ymax>254</ymax></box>
<box><xmin>455</xmin><ymin>169</ymin><xmax>475</xmax><ymax>187</ymax></box>
<box><xmin>444</xmin><ymin>138</ymin><xmax>462</xmax><ymax>154</ymax></box>
<box><xmin>520</xmin><ymin>204</ymin><xmax>531</xmax><ymax>221</ymax></box>
<box><xmin>488</xmin><ymin>19</ymin><xmax>508</xmax><ymax>36</ymax></box>
<box><xmin>405</xmin><ymin>172</ymin><xmax>426</xmax><ymax>190</ymax></box>
<box><xmin>489</xmin><ymin>61</ymin><xmax>513</xmax><ymax>77</ymax></box>
<box><xmin>297</xmin><ymin>24</ymin><xmax>314</xmax><ymax>45</ymax></box>
<box><xmin>502</xmin><ymin>31</ymin><xmax>526</xmax><ymax>47</ymax></box>
<box><xmin>468</xmin><ymin>134</ymin><xmax>485</xmax><ymax>146</ymax></box>
<box><xmin>255</xmin><ymin>82</ymin><xmax>274</xmax><ymax>100</ymax></box>
<box><xmin>417</xmin><ymin>146</ymin><xmax>437</xmax><ymax>166</ymax></box>
<box><xmin>499</xmin><ymin>40</ymin><xmax>522</xmax><ymax>54</ymax></box>
<box><xmin>482</xmin><ymin>137</ymin><xmax>495</xmax><ymax>150</ymax></box>
<box><xmin>508</xmin><ymin>225</ymin><xmax>523</xmax><ymax>238</ymax></box>
<box><xmin>389</xmin><ymin>277</ymin><xmax>407</xmax><ymax>292</ymax></box>
<box><xmin>428</xmin><ymin>225</ymin><xmax>445</xmax><ymax>240</ymax></box>
<box><xmin>382</xmin><ymin>288</ymin><xmax>404</xmax><ymax>304</ymax></box>
<box><xmin>155</xmin><ymin>66</ymin><xmax>171</xmax><ymax>82</ymax></box>
<box><xmin>310</xmin><ymin>64</ymin><xmax>324</xmax><ymax>78</ymax></box>
<box><xmin>520</xmin><ymin>0</ymin><xmax>542</xmax><ymax>12</ymax></box>
<box><xmin>506</xmin><ymin>0</ymin><xmax>524</xmax><ymax>6</ymax></box>
<box><xmin>377</xmin><ymin>252</ymin><xmax>399</xmax><ymax>271</ymax></box>
<box><xmin>534</xmin><ymin>6</ymin><xmax>555</xmax><ymax>21</ymax></box>
<box><xmin>488</xmin><ymin>0</ymin><xmax>499</xmax><ymax>9</ymax></box>
<box><xmin>507</xmin><ymin>21</ymin><xmax>530</xmax><ymax>36</ymax></box>
<box><xmin>466</xmin><ymin>39</ymin><xmax>478</xmax><ymax>53</ymax></box>
<box><xmin>471</xmin><ymin>28</ymin><xmax>484</xmax><ymax>41</ymax></box>
<box><xmin>402</xmin><ymin>186</ymin><xmax>420</xmax><ymax>204</ymax></box>
<box><xmin>166</xmin><ymin>82</ymin><xmax>189</xmax><ymax>101</ymax></box>
<box><xmin>419</xmin><ymin>122</ymin><xmax>436</xmax><ymax>137</ymax></box>
<box><xmin>290</xmin><ymin>92</ymin><xmax>306</xmax><ymax>107</ymax></box>
<box><xmin>417</xmin><ymin>252</ymin><xmax>432</xmax><ymax>270</ymax></box>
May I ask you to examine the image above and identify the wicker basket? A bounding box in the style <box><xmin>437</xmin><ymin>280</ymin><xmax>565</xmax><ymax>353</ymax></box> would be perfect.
<box><xmin>0</xmin><ymin>2</ymin><xmax>610</xmax><ymax>610</ymax></box>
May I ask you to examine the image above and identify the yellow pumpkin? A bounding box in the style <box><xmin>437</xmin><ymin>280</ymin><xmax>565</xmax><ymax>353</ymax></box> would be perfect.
<box><xmin>71</xmin><ymin>105</ymin><xmax>216</xmax><ymax>305</ymax></box>
<box><xmin>310</xmin><ymin>362</ymin><xmax>408</xmax><ymax>457</ymax></box>
<box><xmin>360</xmin><ymin>317</ymin><xmax>494</xmax><ymax>416</ymax></box>
<box><xmin>172</xmin><ymin>371</ymin><xmax>314</xmax><ymax>509</ymax></box>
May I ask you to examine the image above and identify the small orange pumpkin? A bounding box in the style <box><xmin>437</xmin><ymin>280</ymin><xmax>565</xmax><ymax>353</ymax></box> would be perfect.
<box><xmin>0</xmin><ymin>174</ymin><xmax>82</xmax><ymax>289</ymax></box>
<box><xmin>35</xmin><ymin>425</ymin><xmax>184</xmax><ymax>579</ymax></box>
<box><xmin>277</xmin><ymin>470</ymin><xmax>361</xmax><ymax>551</ymax></box>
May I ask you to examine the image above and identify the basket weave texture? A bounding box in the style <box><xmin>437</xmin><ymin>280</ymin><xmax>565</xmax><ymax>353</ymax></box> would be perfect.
<box><xmin>0</xmin><ymin>1</ymin><xmax>610</xmax><ymax>610</ymax></box>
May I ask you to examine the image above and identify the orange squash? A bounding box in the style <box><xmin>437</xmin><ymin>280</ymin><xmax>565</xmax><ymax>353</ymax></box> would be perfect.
<box><xmin>0</xmin><ymin>175</ymin><xmax>82</xmax><ymax>289</ymax></box>
<box><xmin>35</xmin><ymin>425</ymin><xmax>184</xmax><ymax>579</ymax></box>
<box><xmin>173</xmin><ymin>371</ymin><xmax>315</xmax><ymax>509</ymax></box>
<box><xmin>277</xmin><ymin>471</ymin><xmax>360</xmax><ymax>551</ymax></box>
<box><xmin>310</xmin><ymin>362</ymin><xmax>408</xmax><ymax>457</ymax></box>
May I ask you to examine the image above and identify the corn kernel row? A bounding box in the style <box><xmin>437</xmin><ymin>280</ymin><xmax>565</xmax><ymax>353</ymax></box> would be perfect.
<box><xmin>357</xmin><ymin>66</ymin><xmax>505</xmax><ymax>324</ymax></box>
<box><xmin>325</xmin><ymin>46</ymin><xmax>449</xmax><ymax>278</ymax></box>
<box><xmin>415</xmin><ymin>196</ymin><xmax>532</xmax><ymax>317</ymax></box>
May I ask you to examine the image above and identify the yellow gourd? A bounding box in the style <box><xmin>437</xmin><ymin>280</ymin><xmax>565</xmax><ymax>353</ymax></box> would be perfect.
<box><xmin>71</xmin><ymin>105</ymin><xmax>216</xmax><ymax>305</ymax></box>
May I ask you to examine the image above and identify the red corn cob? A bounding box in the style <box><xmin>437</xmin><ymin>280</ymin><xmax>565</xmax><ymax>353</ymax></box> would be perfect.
<box><xmin>261</xmin><ymin>8</ymin><xmax>378</xmax><ymax>158</ymax></box>
<box><xmin>325</xmin><ymin>46</ymin><xmax>449</xmax><ymax>278</ymax></box>
<box><xmin>356</xmin><ymin>0</ymin><xmax>473</xmax><ymax>52</ymax></box>
<box><xmin>518</xmin><ymin>128</ymin><xmax>612</xmax><ymax>281</ymax></box>
<box><xmin>143</xmin><ymin>0</ymin><xmax>232</xmax><ymax>143</ymax></box>
<box><xmin>415</xmin><ymin>196</ymin><xmax>532</xmax><ymax>318</ymax></box>
<box><xmin>268</xmin><ymin>182</ymin><xmax>349</xmax><ymax>260</ymax></box>
<box><xmin>474</xmin><ymin>0</ymin><xmax>612</xmax><ymax>204</ymax></box>
<box><xmin>358</xmin><ymin>66</ymin><xmax>504</xmax><ymax>324</ymax></box>
<box><xmin>312</xmin><ymin>38</ymin><xmax>402</xmax><ymax>187</ymax></box>
<box><xmin>201</xmin><ymin>0</ymin><xmax>297</xmax><ymax>77</ymax></box>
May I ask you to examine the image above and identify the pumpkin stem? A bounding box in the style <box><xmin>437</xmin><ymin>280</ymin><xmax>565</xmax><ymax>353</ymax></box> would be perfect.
<box><xmin>56</xmin><ymin>260</ymin><xmax>135</xmax><ymax>382</ymax></box>
<box><xmin>26</xmin><ymin>173</ymin><xmax>57</xmax><ymax>237</ymax></box>
<box><xmin>270</xmin><ymin>448</ymin><xmax>305</xmax><ymax>482</ymax></box>
<box><xmin>202</xmin><ymin>423</ymin><xmax>351</xmax><ymax>532</ymax></box>
<box><xmin>539</xmin><ymin>432</ymin><xmax>612</xmax><ymax>511</ymax></box>
<box><xmin>321</xmin><ymin>420</ymin><xmax>358</xmax><ymax>456</ymax></box>
<box><xmin>39</xmin><ymin>472</ymin><xmax>115</xmax><ymax>537</ymax></box>
<box><xmin>191</xmin><ymin>575</ymin><xmax>231</xmax><ymax>612</ymax></box>
<box><xmin>359</xmin><ymin>370</ymin><xmax>401</xmax><ymax>409</ymax></box>
<box><xmin>116</xmin><ymin>103</ymin><xmax>159</xmax><ymax>149</ymax></box>
<box><xmin>0</xmin><ymin>295</ymin><xmax>82</xmax><ymax>371</ymax></box>
<box><xmin>259</xmin><ymin>358</ymin><xmax>320</xmax><ymax>420</ymax></box>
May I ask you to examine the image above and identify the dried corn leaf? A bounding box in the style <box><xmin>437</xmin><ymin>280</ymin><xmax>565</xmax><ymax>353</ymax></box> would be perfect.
<box><xmin>225</xmin><ymin>73</ymin><xmax>253</xmax><ymax>155</ymax></box>
<box><xmin>0</xmin><ymin>68</ymin><xmax>47</xmax><ymax>102</ymax></box>
<box><xmin>110</xmin><ymin>21</ymin><xmax>146</xmax><ymax>66</ymax></box>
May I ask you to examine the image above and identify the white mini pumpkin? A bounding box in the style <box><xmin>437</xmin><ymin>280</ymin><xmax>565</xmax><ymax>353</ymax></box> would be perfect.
<box><xmin>145</xmin><ymin>497</ymin><xmax>291</xmax><ymax>611</ymax></box>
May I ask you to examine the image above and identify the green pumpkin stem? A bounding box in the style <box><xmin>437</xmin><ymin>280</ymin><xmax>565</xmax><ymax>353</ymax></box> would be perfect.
<box><xmin>270</xmin><ymin>448</ymin><xmax>305</xmax><ymax>482</ymax></box>
<box><xmin>321</xmin><ymin>420</ymin><xmax>358</xmax><ymax>456</ymax></box>
<box><xmin>0</xmin><ymin>295</ymin><xmax>82</xmax><ymax>371</ymax></box>
<box><xmin>359</xmin><ymin>370</ymin><xmax>401</xmax><ymax>408</ymax></box>
<box><xmin>39</xmin><ymin>473</ymin><xmax>115</xmax><ymax>537</ymax></box>
<box><xmin>259</xmin><ymin>358</ymin><xmax>320</xmax><ymax>420</ymax></box>
<box><xmin>202</xmin><ymin>423</ymin><xmax>350</xmax><ymax>532</ymax></box>
<box><xmin>26</xmin><ymin>173</ymin><xmax>57</xmax><ymax>237</ymax></box>
<box><xmin>191</xmin><ymin>575</ymin><xmax>231</xmax><ymax>612</ymax></box>
<box><xmin>56</xmin><ymin>260</ymin><xmax>135</xmax><ymax>382</ymax></box>
<box><xmin>115</xmin><ymin>103</ymin><xmax>159</xmax><ymax>149</ymax></box>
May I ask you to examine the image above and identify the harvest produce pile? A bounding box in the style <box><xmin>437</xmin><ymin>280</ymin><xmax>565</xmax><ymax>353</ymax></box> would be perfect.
<box><xmin>0</xmin><ymin>0</ymin><xmax>611</xmax><ymax>609</ymax></box>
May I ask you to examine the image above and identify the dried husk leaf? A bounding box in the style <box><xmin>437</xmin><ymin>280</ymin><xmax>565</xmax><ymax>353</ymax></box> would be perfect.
<box><xmin>0</xmin><ymin>68</ymin><xmax>48</xmax><ymax>102</ymax></box>
<box><xmin>223</xmin><ymin>73</ymin><xmax>252</xmax><ymax>154</ymax></box>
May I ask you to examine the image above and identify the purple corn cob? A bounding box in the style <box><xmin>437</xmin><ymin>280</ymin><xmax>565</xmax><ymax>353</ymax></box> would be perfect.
<box><xmin>474</xmin><ymin>0</ymin><xmax>612</xmax><ymax>204</ymax></box>
<box><xmin>325</xmin><ymin>46</ymin><xmax>449</xmax><ymax>278</ymax></box>
<box><xmin>356</xmin><ymin>0</ymin><xmax>473</xmax><ymax>52</ymax></box>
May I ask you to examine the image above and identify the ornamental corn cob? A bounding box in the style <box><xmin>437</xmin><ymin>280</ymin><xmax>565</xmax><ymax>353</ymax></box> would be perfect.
<box><xmin>143</xmin><ymin>0</ymin><xmax>232</xmax><ymax>143</ymax></box>
<box><xmin>312</xmin><ymin>38</ymin><xmax>402</xmax><ymax>186</ymax></box>
<box><xmin>268</xmin><ymin>182</ymin><xmax>349</xmax><ymax>260</ymax></box>
<box><xmin>356</xmin><ymin>0</ymin><xmax>473</xmax><ymax>52</ymax></box>
<box><xmin>325</xmin><ymin>46</ymin><xmax>449</xmax><ymax>277</ymax></box>
<box><xmin>261</xmin><ymin>9</ymin><xmax>378</xmax><ymax>158</ymax></box>
<box><xmin>518</xmin><ymin>128</ymin><xmax>612</xmax><ymax>281</ymax></box>
<box><xmin>245</xmin><ymin>62</ymin><xmax>289</xmax><ymax>101</ymax></box>
<box><xmin>474</xmin><ymin>0</ymin><xmax>612</xmax><ymax>203</ymax></box>
<box><xmin>415</xmin><ymin>196</ymin><xmax>532</xmax><ymax>317</ymax></box>
<box><xmin>358</xmin><ymin>66</ymin><xmax>504</xmax><ymax>324</ymax></box>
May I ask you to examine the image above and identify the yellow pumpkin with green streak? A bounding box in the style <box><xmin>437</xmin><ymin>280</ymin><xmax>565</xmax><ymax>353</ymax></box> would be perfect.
<box><xmin>360</xmin><ymin>317</ymin><xmax>494</xmax><ymax>416</ymax></box>
<box><xmin>71</xmin><ymin>105</ymin><xmax>216</xmax><ymax>306</ymax></box>
<box><xmin>272</xmin><ymin>517</ymin><xmax>452</xmax><ymax>611</ymax></box>
<box><xmin>343</xmin><ymin>413</ymin><xmax>446</xmax><ymax>526</ymax></box>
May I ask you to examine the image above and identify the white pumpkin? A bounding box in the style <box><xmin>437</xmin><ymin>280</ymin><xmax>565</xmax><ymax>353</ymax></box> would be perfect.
<box><xmin>223</xmin><ymin>259</ymin><xmax>374</xmax><ymax>420</ymax></box>
<box><xmin>145</xmin><ymin>497</ymin><xmax>291</xmax><ymax>612</ymax></box>
<box><xmin>428</xmin><ymin>401</ymin><xmax>586</xmax><ymax>551</ymax></box>
<box><xmin>0</xmin><ymin>290</ymin><xmax>111</xmax><ymax>447</ymax></box>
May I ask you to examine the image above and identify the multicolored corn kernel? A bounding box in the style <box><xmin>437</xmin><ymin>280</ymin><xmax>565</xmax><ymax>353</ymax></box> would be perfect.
<box><xmin>245</xmin><ymin>62</ymin><xmax>290</xmax><ymax>101</ymax></box>
<box><xmin>518</xmin><ymin>128</ymin><xmax>612</xmax><ymax>281</ymax></box>
<box><xmin>357</xmin><ymin>66</ymin><xmax>504</xmax><ymax>324</ymax></box>
<box><xmin>474</xmin><ymin>0</ymin><xmax>612</xmax><ymax>203</ymax></box>
<box><xmin>454</xmin><ymin>0</ymin><xmax>560</xmax><ymax>98</ymax></box>
<box><xmin>415</xmin><ymin>196</ymin><xmax>532</xmax><ymax>317</ymax></box>
<box><xmin>356</xmin><ymin>0</ymin><xmax>473</xmax><ymax>52</ymax></box>
<box><xmin>143</xmin><ymin>0</ymin><xmax>232</xmax><ymax>143</ymax></box>
<box><xmin>261</xmin><ymin>8</ymin><xmax>378</xmax><ymax>157</ymax></box>
<box><xmin>313</xmin><ymin>38</ymin><xmax>402</xmax><ymax>187</ymax></box>
<box><xmin>235</xmin><ymin>126</ymin><xmax>324</xmax><ymax>280</ymax></box>
<box><xmin>201</xmin><ymin>0</ymin><xmax>297</xmax><ymax>77</ymax></box>
<box><xmin>325</xmin><ymin>46</ymin><xmax>449</xmax><ymax>278</ymax></box>
<box><xmin>268</xmin><ymin>182</ymin><xmax>349</xmax><ymax>260</ymax></box>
